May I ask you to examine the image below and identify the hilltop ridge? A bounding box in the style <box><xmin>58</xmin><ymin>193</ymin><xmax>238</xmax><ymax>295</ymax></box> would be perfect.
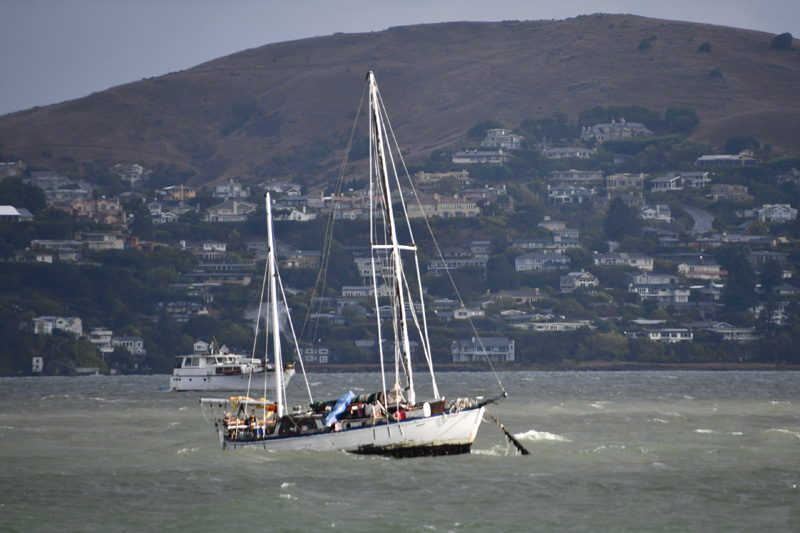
<box><xmin>1</xmin><ymin>14</ymin><xmax>799</xmax><ymax>187</ymax></box>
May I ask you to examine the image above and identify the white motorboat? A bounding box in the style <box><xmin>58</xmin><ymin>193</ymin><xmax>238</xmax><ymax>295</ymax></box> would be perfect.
<box><xmin>170</xmin><ymin>349</ymin><xmax>294</xmax><ymax>392</ymax></box>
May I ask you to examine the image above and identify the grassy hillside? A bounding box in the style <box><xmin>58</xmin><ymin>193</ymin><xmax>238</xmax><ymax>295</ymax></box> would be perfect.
<box><xmin>1</xmin><ymin>14</ymin><xmax>799</xmax><ymax>188</ymax></box>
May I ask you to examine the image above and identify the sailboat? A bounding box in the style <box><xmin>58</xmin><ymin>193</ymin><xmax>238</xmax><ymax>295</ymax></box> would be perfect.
<box><xmin>201</xmin><ymin>72</ymin><xmax>507</xmax><ymax>457</ymax></box>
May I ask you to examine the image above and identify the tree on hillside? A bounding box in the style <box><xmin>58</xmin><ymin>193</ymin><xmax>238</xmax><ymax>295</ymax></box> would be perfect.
<box><xmin>467</xmin><ymin>120</ymin><xmax>504</xmax><ymax>140</ymax></box>
<box><xmin>604</xmin><ymin>197</ymin><xmax>641</xmax><ymax>241</ymax></box>
<box><xmin>725</xmin><ymin>135</ymin><xmax>759</xmax><ymax>154</ymax></box>
<box><xmin>769</xmin><ymin>32</ymin><xmax>793</xmax><ymax>50</ymax></box>
<box><xmin>759</xmin><ymin>260</ymin><xmax>784</xmax><ymax>297</ymax></box>
<box><xmin>697</xmin><ymin>41</ymin><xmax>712</xmax><ymax>53</ymax></box>
<box><xmin>714</xmin><ymin>245</ymin><xmax>757</xmax><ymax>311</ymax></box>
<box><xmin>664</xmin><ymin>106</ymin><xmax>700</xmax><ymax>134</ymax></box>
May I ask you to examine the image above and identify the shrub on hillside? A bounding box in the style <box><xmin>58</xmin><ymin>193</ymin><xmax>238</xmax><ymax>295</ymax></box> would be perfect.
<box><xmin>769</xmin><ymin>32</ymin><xmax>793</xmax><ymax>50</ymax></box>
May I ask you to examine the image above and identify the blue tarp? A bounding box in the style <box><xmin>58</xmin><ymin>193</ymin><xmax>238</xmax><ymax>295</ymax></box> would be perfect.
<box><xmin>324</xmin><ymin>390</ymin><xmax>355</xmax><ymax>427</ymax></box>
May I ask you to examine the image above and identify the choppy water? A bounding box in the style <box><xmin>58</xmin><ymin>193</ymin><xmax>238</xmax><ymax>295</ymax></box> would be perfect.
<box><xmin>1</xmin><ymin>371</ymin><xmax>798</xmax><ymax>532</ymax></box>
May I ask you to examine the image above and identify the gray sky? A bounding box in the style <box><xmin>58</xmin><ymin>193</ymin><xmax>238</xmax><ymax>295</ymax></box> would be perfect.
<box><xmin>1</xmin><ymin>0</ymin><xmax>797</xmax><ymax>116</ymax></box>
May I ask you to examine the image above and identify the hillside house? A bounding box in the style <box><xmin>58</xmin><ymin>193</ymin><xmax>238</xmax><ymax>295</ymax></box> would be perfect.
<box><xmin>0</xmin><ymin>160</ymin><xmax>24</xmax><ymax>177</ymax></box>
<box><xmin>405</xmin><ymin>194</ymin><xmax>480</xmax><ymax>218</ymax></box>
<box><xmin>263</xmin><ymin>181</ymin><xmax>302</xmax><ymax>195</ymax></box>
<box><xmin>681</xmin><ymin>172</ymin><xmax>712</xmax><ymax>188</ymax></box>
<box><xmin>427</xmin><ymin>257</ymin><xmax>487</xmax><ymax>275</ymax></box>
<box><xmin>755</xmin><ymin>204</ymin><xmax>797</xmax><ymax>223</ymax></box>
<box><xmin>677</xmin><ymin>257</ymin><xmax>727</xmax><ymax>280</ymax></box>
<box><xmin>640</xmin><ymin>204</ymin><xmax>672</xmax><ymax>223</ymax></box>
<box><xmin>594</xmin><ymin>252</ymin><xmax>654</xmax><ymax>271</ymax></box>
<box><xmin>560</xmin><ymin>271</ymin><xmax>599</xmax><ymax>292</ymax></box>
<box><xmin>32</xmin><ymin>316</ymin><xmax>83</xmax><ymax>336</ymax></box>
<box><xmin>481</xmin><ymin>129</ymin><xmax>524</xmax><ymax>149</ymax></box>
<box><xmin>542</xmin><ymin>146</ymin><xmax>596</xmax><ymax>159</ymax></box>
<box><xmin>300</xmin><ymin>345</ymin><xmax>332</xmax><ymax>364</ymax></box>
<box><xmin>513</xmin><ymin>237</ymin><xmax>582</xmax><ymax>254</ymax></box>
<box><xmin>775</xmin><ymin>168</ymin><xmax>800</xmax><ymax>187</ymax></box>
<box><xmin>710</xmin><ymin>184</ymin><xmax>753</xmax><ymax>202</ymax></box>
<box><xmin>452</xmin><ymin>149</ymin><xmax>511</xmax><ymax>165</ymax></box>
<box><xmin>627</xmin><ymin>273</ymin><xmax>690</xmax><ymax>304</ymax></box>
<box><xmin>515</xmin><ymin>321</ymin><xmax>594</xmax><ymax>332</ymax></box>
<box><xmin>605</xmin><ymin>173</ymin><xmax>645</xmax><ymax>190</ymax></box>
<box><xmin>193</xmin><ymin>240</ymin><xmax>227</xmax><ymax>261</ymax></box>
<box><xmin>451</xmin><ymin>337</ymin><xmax>515</xmax><ymax>363</ymax></box>
<box><xmin>110</xmin><ymin>163</ymin><xmax>150</xmax><ymax>186</ymax></box>
<box><xmin>412</xmin><ymin>170</ymin><xmax>473</xmax><ymax>190</ymax></box>
<box><xmin>515</xmin><ymin>252</ymin><xmax>570</xmax><ymax>272</ymax></box>
<box><xmin>550</xmin><ymin>169</ymin><xmax>604</xmax><ymax>186</ymax></box>
<box><xmin>276</xmin><ymin>206</ymin><xmax>317</xmax><ymax>222</ymax></box>
<box><xmin>627</xmin><ymin>328</ymin><xmax>693</xmax><ymax>343</ymax></box>
<box><xmin>548</xmin><ymin>185</ymin><xmax>594</xmax><ymax>205</ymax></box>
<box><xmin>87</xmin><ymin>327</ymin><xmax>114</xmax><ymax>355</ymax></box>
<box><xmin>280</xmin><ymin>250</ymin><xmax>322</xmax><ymax>269</ymax></box>
<box><xmin>0</xmin><ymin>206</ymin><xmax>29</xmax><ymax>222</ymax></box>
<box><xmin>580</xmin><ymin>118</ymin><xmax>654</xmax><ymax>142</ymax></box>
<box><xmin>696</xmin><ymin>150</ymin><xmax>759</xmax><ymax>168</ymax></box>
<box><xmin>594</xmin><ymin>192</ymin><xmax>646</xmax><ymax>209</ymax></box>
<box><xmin>112</xmin><ymin>336</ymin><xmax>147</xmax><ymax>357</ymax></box>
<box><xmin>205</xmin><ymin>200</ymin><xmax>257</xmax><ymax>222</ymax></box>
<box><xmin>492</xmin><ymin>288</ymin><xmax>548</xmax><ymax>306</ymax></box>
<box><xmin>161</xmin><ymin>185</ymin><xmax>196</xmax><ymax>202</ymax></box>
<box><xmin>650</xmin><ymin>173</ymin><xmax>683</xmax><ymax>191</ymax></box>
<box><xmin>705</xmin><ymin>322</ymin><xmax>759</xmax><ymax>342</ymax></box>
<box><xmin>214</xmin><ymin>179</ymin><xmax>250</xmax><ymax>199</ymax></box>
<box><xmin>76</xmin><ymin>231</ymin><xmax>125</xmax><ymax>250</ymax></box>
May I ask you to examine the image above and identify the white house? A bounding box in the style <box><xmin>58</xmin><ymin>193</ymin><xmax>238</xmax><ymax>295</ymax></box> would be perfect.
<box><xmin>560</xmin><ymin>271</ymin><xmax>599</xmax><ymax>292</ymax></box>
<box><xmin>640</xmin><ymin>204</ymin><xmax>673</xmax><ymax>223</ymax></box>
<box><xmin>481</xmin><ymin>129</ymin><xmax>524</xmax><ymax>149</ymax></box>
<box><xmin>594</xmin><ymin>252</ymin><xmax>654</xmax><ymax>272</ymax></box>
<box><xmin>451</xmin><ymin>337</ymin><xmax>514</xmax><ymax>362</ymax></box>
<box><xmin>755</xmin><ymin>204</ymin><xmax>797</xmax><ymax>223</ymax></box>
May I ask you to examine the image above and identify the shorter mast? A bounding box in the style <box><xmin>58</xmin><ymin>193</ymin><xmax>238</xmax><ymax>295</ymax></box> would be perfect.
<box><xmin>266</xmin><ymin>193</ymin><xmax>285</xmax><ymax>417</ymax></box>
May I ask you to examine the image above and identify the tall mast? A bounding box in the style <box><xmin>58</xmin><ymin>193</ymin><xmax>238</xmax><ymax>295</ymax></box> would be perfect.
<box><xmin>368</xmin><ymin>71</ymin><xmax>415</xmax><ymax>405</ymax></box>
<box><xmin>266</xmin><ymin>193</ymin><xmax>285</xmax><ymax>417</ymax></box>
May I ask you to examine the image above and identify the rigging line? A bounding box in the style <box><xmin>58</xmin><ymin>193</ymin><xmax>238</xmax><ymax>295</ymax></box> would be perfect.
<box><xmin>298</xmin><ymin>80</ymin><xmax>368</xmax><ymax>351</ymax></box>
<box><xmin>246</xmin><ymin>239</ymin><xmax>271</xmax><ymax>398</ymax></box>
<box><xmin>275</xmin><ymin>259</ymin><xmax>313</xmax><ymax>404</ymax></box>
<box><xmin>376</xmin><ymin>79</ymin><xmax>505</xmax><ymax>394</ymax></box>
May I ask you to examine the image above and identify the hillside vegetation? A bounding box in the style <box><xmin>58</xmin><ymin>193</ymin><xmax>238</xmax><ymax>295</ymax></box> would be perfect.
<box><xmin>1</xmin><ymin>14</ymin><xmax>799</xmax><ymax>188</ymax></box>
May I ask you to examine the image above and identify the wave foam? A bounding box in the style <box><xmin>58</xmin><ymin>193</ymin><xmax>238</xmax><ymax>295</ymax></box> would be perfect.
<box><xmin>766</xmin><ymin>428</ymin><xmax>800</xmax><ymax>438</ymax></box>
<box><xmin>516</xmin><ymin>429</ymin><xmax>570</xmax><ymax>442</ymax></box>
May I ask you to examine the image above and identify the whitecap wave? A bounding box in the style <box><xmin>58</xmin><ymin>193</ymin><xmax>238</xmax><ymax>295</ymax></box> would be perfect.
<box><xmin>176</xmin><ymin>447</ymin><xmax>199</xmax><ymax>454</ymax></box>
<box><xmin>766</xmin><ymin>428</ymin><xmax>800</xmax><ymax>438</ymax></box>
<box><xmin>592</xmin><ymin>444</ymin><xmax>626</xmax><ymax>453</ymax></box>
<box><xmin>516</xmin><ymin>429</ymin><xmax>570</xmax><ymax>442</ymax></box>
<box><xmin>281</xmin><ymin>482</ymin><xmax>295</xmax><ymax>488</ymax></box>
<box><xmin>472</xmin><ymin>447</ymin><xmax>502</xmax><ymax>456</ymax></box>
<box><xmin>652</xmin><ymin>418</ymin><xmax>669</xmax><ymax>424</ymax></box>
<box><xmin>694</xmin><ymin>429</ymin><xmax>716</xmax><ymax>434</ymax></box>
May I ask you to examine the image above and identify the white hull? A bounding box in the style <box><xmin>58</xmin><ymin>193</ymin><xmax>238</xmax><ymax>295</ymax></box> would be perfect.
<box><xmin>171</xmin><ymin>367</ymin><xmax>294</xmax><ymax>392</ymax></box>
<box><xmin>221</xmin><ymin>406</ymin><xmax>485</xmax><ymax>457</ymax></box>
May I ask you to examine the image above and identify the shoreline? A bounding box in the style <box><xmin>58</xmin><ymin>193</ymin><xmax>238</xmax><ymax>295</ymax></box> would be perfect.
<box><xmin>6</xmin><ymin>361</ymin><xmax>798</xmax><ymax>378</ymax></box>
<box><xmin>296</xmin><ymin>361</ymin><xmax>800</xmax><ymax>373</ymax></box>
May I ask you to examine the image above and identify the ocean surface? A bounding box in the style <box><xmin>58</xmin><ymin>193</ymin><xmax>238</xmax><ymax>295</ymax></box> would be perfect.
<box><xmin>1</xmin><ymin>371</ymin><xmax>798</xmax><ymax>532</ymax></box>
